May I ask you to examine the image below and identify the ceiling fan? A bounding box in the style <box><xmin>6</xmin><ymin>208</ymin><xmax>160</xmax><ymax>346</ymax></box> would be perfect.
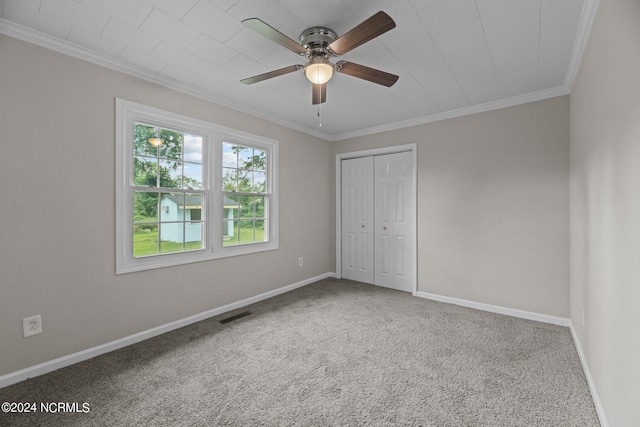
<box><xmin>240</xmin><ymin>11</ymin><xmax>399</xmax><ymax>105</ymax></box>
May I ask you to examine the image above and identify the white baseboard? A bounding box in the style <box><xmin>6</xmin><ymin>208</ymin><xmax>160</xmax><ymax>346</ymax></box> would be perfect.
<box><xmin>416</xmin><ymin>291</ymin><xmax>570</xmax><ymax>326</ymax></box>
<box><xmin>0</xmin><ymin>272</ymin><xmax>337</xmax><ymax>389</ymax></box>
<box><xmin>569</xmin><ymin>321</ymin><xmax>609</xmax><ymax>427</ymax></box>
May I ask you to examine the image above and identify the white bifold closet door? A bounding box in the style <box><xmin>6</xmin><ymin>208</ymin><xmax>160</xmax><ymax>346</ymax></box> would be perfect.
<box><xmin>341</xmin><ymin>156</ymin><xmax>375</xmax><ymax>284</ymax></box>
<box><xmin>341</xmin><ymin>151</ymin><xmax>415</xmax><ymax>292</ymax></box>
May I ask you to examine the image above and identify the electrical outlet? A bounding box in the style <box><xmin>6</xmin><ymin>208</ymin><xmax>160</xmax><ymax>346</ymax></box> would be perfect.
<box><xmin>298</xmin><ymin>257</ymin><xmax>304</xmax><ymax>267</ymax></box>
<box><xmin>23</xmin><ymin>315</ymin><xmax>42</xmax><ymax>338</ymax></box>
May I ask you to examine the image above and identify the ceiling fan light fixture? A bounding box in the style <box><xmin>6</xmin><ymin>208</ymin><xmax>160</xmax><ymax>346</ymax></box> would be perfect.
<box><xmin>304</xmin><ymin>57</ymin><xmax>334</xmax><ymax>85</ymax></box>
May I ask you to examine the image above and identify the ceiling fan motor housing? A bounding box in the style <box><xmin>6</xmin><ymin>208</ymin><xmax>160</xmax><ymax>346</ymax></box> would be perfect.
<box><xmin>299</xmin><ymin>27</ymin><xmax>338</xmax><ymax>57</ymax></box>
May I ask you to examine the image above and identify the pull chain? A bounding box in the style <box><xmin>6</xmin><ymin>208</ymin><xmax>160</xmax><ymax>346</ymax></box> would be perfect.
<box><xmin>317</xmin><ymin>85</ymin><xmax>322</xmax><ymax>128</ymax></box>
<box><xmin>317</xmin><ymin>67</ymin><xmax>322</xmax><ymax>127</ymax></box>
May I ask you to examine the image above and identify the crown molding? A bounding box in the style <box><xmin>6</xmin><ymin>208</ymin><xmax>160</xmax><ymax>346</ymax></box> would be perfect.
<box><xmin>327</xmin><ymin>0</ymin><xmax>600</xmax><ymax>142</ymax></box>
<box><xmin>564</xmin><ymin>0</ymin><xmax>600</xmax><ymax>92</ymax></box>
<box><xmin>1</xmin><ymin>0</ymin><xmax>599</xmax><ymax>143</ymax></box>
<box><xmin>0</xmin><ymin>18</ymin><xmax>333</xmax><ymax>141</ymax></box>
<box><xmin>330</xmin><ymin>85</ymin><xmax>570</xmax><ymax>141</ymax></box>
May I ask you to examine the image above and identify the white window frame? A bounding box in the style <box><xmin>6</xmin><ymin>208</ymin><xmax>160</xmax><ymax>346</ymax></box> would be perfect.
<box><xmin>116</xmin><ymin>99</ymin><xmax>278</xmax><ymax>274</ymax></box>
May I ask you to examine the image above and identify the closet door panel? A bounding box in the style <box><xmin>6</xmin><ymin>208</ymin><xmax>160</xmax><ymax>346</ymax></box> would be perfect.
<box><xmin>374</xmin><ymin>152</ymin><xmax>414</xmax><ymax>292</ymax></box>
<box><xmin>341</xmin><ymin>157</ymin><xmax>374</xmax><ymax>284</ymax></box>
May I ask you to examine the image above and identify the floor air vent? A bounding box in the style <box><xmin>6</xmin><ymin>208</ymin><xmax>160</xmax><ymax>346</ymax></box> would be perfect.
<box><xmin>220</xmin><ymin>311</ymin><xmax>251</xmax><ymax>324</ymax></box>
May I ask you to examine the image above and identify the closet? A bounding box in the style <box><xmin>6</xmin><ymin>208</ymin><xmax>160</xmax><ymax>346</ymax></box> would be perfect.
<box><xmin>340</xmin><ymin>150</ymin><xmax>415</xmax><ymax>293</ymax></box>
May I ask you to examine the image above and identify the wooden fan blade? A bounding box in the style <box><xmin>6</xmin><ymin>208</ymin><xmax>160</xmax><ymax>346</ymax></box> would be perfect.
<box><xmin>312</xmin><ymin>83</ymin><xmax>327</xmax><ymax>105</ymax></box>
<box><xmin>241</xmin><ymin>65</ymin><xmax>303</xmax><ymax>85</ymax></box>
<box><xmin>242</xmin><ymin>18</ymin><xmax>308</xmax><ymax>55</ymax></box>
<box><xmin>328</xmin><ymin>11</ymin><xmax>395</xmax><ymax>56</ymax></box>
<box><xmin>336</xmin><ymin>61</ymin><xmax>399</xmax><ymax>87</ymax></box>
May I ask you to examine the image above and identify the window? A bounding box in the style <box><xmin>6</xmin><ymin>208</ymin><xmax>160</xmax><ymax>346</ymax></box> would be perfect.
<box><xmin>222</xmin><ymin>143</ymin><xmax>269</xmax><ymax>247</ymax></box>
<box><xmin>133</xmin><ymin>124</ymin><xmax>205</xmax><ymax>257</ymax></box>
<box><xmin>116</xmin><ymin>99</ymin><xmax>278</xmax><ymax>274</ymax></box>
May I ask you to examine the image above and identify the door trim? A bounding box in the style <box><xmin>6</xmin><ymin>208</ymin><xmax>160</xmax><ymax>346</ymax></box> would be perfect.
<box><xmin>335</xmin><ymin>143</ymin><xmax>418</xmax><ymax>295</ymax></box>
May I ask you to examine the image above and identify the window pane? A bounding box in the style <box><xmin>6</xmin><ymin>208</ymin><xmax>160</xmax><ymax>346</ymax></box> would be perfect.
<box><xmin>222</xmin><ymin>142</ymin><xmax>237</xmax><ymax>168</ymax></box>
<box><xmin>155</xmin><ymin>193</ymin><xmax>204</xmax><ymax>254</ymax></box>
<box><xmin>159</xmin><ymin>222</ymin><xmax>204</xmax><ymax>253</ymax></box>
<box><xmin>159</xmin><ymin>223</ymin><xmax>184</xmax><ymax>254</ymax></box>
<box><xmin>160</xmin><ymin>193</ymin><xmax>184</xmax><ymax>222</ymax></box>
<box><xmin>253</xmin><ymin>171</ymin><xmax>266</xmax><ymax>193</ymax></box>
<box><xmin>223</xmin><ymin>196</ymin><xmax>238</xmax><ymax>245</ymax></box>
<box><xmin>134</xmin><ymin>191</ymin><xmax>158</xmax><ymax>222</ymax></box>
<box><xmin>158</xmin><ymin>129</ymin><xmax>183</xmax><ymax>161</ymax></box>
<box><xmin>237</xmin><ymin>169</ymin><xmax>251</xmax><ymax>192</ymax></box>
<box><xmin>253</xmin><ymin>149</ymin><xmax>266</xmax><ymax>171</ymax></box>
<box><xmin>255</xmin><ymin>196</ymin><xmax>265</xmax><ymax>218</ymax></box>
<box><xmin>133</xmin><ymin>187</ymin><xmax>159</xmax><ymax>258</ymax></box>
<box><xmin>183</xmin><ymin>162</ymin><xmax>202</xmax><ymax>189</ymax></box>
<box><xmin>185</xmin><ymin>193</ymin><xmax>203</xmax><ymax>220</ymax></box>
<box><xmin>222</xmin><ymin>168</ymin><xmax>237</xmax><ymax>191</ymax></box>
<box><xmin>134</xmin><ymin>156</ymin><xmax>158</xmax><ymax>187</ymax></box>
<box><xmin>239</xmin><ymin>220</ymin><xmax>255</xmax><ymax>243</ymax></box>
<box><xmin>255</xmin><ymin>219</ymin><xmax>266</xmax><ymax>242</ymax></box>
<box><xmin>133</xmin><ymin>223</ymin><xmax>159</xmax><ymax>257</ymax></box>
<box><xmin>238</xmin><ymin>146</ymin><xmax>252</xmax><ymax>168</ymax></box>
<box><xmin>159</xmin><ymin>160</ymin><xmax>182</xmax><ymax>189</ymax></box>
<box><xmin>184</xmin><ymin>222</ymin><xmax>203</xmax><ymax>250</ymax></box>
<box><xmin>184</xmin><ymin>134</ymin><xmax>203</xmax><ymax>164</ymax></box>
<box><xmin>134</xmin><ymin>123</ymin><xmax>158</xmax><ymax>157</ymax></box>
<box><xmin>239</xmin><ymin>196</ymin><xmax>255</xmax><ymax>219</ymax></box>
<box><xmin>223</xmin><ymin>220</ymin><xmax>239</xmax><ymax>246</ymax></box>
<box><xmin>224</xmin><ymin>194</ymin><xmax>239</xmax><ymax>210</ymax></box>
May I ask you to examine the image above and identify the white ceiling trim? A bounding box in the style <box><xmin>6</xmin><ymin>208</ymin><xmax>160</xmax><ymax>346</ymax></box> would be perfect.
<box><xmin>332</xmin><ymin>85</ymin><xmax>570</xmax><ymax>141</ymax></box>
<box><xmin>564</xmin><ymin>0</ymin><xmax>600</xmax><ymax>92</ymax></box>
<box><xmin>0</xmin><ymin>18</ymin><xmax>331</xmax><ymax>141</ymax></box>
<box><xmin>333</xmin><ymin>0</ymin><xmax>600</xmax><ymax>142</ymax></box>
<box><xmin>1</xmin><ymin>0</ymin><xmax>599</xmax><ymax>142</ymax></box>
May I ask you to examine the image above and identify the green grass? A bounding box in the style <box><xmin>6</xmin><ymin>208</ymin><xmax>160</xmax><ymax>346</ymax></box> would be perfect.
<box><xmin>134</xmin><ymin>228</ymin><xmax>265</xmax><ymax>257</ymax></box>
<box><xmin>223</xmin><ymin>227</ymin><xmax>265</xmax><ymax>247</ymax></box>
<box><xmin>134</xmin><ymin>230</ymin><xmax>202</xmax><ymax>257</ymax></box>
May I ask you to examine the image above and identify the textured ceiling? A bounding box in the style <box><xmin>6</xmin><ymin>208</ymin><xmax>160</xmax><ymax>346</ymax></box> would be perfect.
<box><xmin>0</xmin><ymin>0</ymin><xmax>597</xmax><ymax>141</ymax></box>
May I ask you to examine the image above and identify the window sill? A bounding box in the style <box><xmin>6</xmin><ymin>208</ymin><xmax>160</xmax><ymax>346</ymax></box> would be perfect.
<box><xmin>116</xmin><ymin>241</ymin><xmax>279</xmax><ymax>274</ymax></box>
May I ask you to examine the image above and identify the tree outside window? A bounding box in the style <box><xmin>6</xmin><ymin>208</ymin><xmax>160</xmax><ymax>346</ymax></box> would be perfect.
<box><xmin>132</xmin><ymin>123</ymin><xmax>204</xmax><ymax>257</ymax></box>
<box><xmin>222</xmin><ymin>142</ymin><xmax>268</xmax><ymax>247</ymax></box>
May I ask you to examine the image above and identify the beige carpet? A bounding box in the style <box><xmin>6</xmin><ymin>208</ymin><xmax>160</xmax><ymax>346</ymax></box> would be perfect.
<box><xmin>0</xmin><ymin>278</ymin><xmax>599</xmax><ymax>426</ymax></box>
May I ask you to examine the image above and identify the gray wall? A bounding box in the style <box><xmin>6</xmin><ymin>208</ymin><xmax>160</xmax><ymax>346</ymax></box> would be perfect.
<box><xmin>0</xmin><ymin>35</ymin><xmax>333</xmax><ymax>376</ymax></box>
<box><xmin>332</xmin><ymin>96</ymin><xmax>570</xmax><ymax>318</ymax></box>
<box><xmin>570</xmin><ymin>0</ymin><xmax>640</xmax><ymax>425</ymax></box>
<box><xmin>4</xmin><ymin>3</ymin><xmax>637</xmax><ymax>422</ymax></box>
<box><xmin>1</xmin><ymin>31</ymin><xmax>572</xmax><ymax>382</ymax></box>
